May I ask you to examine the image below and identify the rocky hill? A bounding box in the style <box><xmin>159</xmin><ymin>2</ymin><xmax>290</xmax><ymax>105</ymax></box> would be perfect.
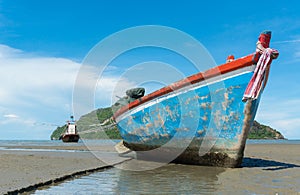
<box><xmin>248</xmin><ymin>120</ymin><xmax>285</xmax><ymax>139</ymax></box>
<box><xmin>51</xmin><ymin>107</ymin><xmax>285</xmax><ymax>140</ymax></box>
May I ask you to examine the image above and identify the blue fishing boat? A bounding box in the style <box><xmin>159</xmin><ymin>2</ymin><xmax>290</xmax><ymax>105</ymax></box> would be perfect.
<box><xmin>113</xmin><ymin>33</ymin><xmax>279</xmax><ymax>167</ymax></box>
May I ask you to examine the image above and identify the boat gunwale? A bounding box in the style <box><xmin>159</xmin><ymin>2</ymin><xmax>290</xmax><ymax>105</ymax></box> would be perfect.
<box><xmin>113</xmin><ymin>53</ymin><xmax>255</xmax><ymax>119</ymax></box>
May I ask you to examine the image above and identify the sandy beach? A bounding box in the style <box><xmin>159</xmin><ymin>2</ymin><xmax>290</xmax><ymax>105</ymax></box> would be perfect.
<box><xmin>219</xmin><ymin>143</ymin><xmax>300</xmax><ymax>194</ymax></box>
<box><xmin>0</xmin><ymin>142</ymin><xmax>299</xmax><ymax>194</ymax></box>
<box><xmin>0</xmin><ymin>143</ymin><xmax>129</xmax><ymax>194</ymax></box>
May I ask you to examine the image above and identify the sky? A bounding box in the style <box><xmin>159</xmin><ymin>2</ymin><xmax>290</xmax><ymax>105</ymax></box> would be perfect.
<box><xmin>0</xmin><ymin>0</ymin><xmax>300</xmax><ymax>139</ymax></box>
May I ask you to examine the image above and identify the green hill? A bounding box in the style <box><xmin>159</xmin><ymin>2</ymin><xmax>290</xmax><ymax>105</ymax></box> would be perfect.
<box><xmin>248</xmin><ymin>120</ymin><xmax>285</xmax><ymax>139</ymax></box>
<box><xmin>51</xmin><ymin>107</ymin><xmax>120</xmax><ymax>140</ymax></box>
<box><xmin>51</xmin><ymin>107</ymin><xmax>285</xmax><ymax>140</ymax></box>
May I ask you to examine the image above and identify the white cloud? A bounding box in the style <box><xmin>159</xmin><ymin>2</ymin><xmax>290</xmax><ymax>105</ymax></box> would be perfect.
<box><xmin>273</xmin><ymin>39</ymin><xmax>300</xmax><ymax>44</ymax></box>
<box><xmin>256</xmin><ymin>98</ymin><xmax>300</xmax><ymax>139</ymax></box>
<box><xmin>96</xmin><ymin>77</ymin><xmax>137</xmax><ymax>104</ymax></box>
<box><xmin>272</xmin><ymin>118</ymin><xmax>300</xmax><ymax>136</ymax></box>
<box><xmin>0</xmin><ymin>44</ymin><xmax>23</xmax><ymax>58</ymax></box>
<box><xmin>0</xmin><ymin>46</ymin><xmax>80</xmax><ymax>134</ymax></box>
<box><xmin>3</xmin><ymin>114</ymin><xmax>19</xmax><ymax>119</ymax></box>
<box><xmin>72</xmin><ymin>63</ymin><xmax>137</xmax><ymax>117</ymax></box>
<box><xmin>0</xmin><ymin>116</ymin><xmax>33</xmax><ymax>125</ymax></box>
<box><xmin>0</xmin><ymin>44</ymin><xmax>136</xmax><ymax>136</ymax></box>
<box><xmin>0</xmin><ymin>45</ymin><xmax>81</xmax><ymax>108</ymax></box>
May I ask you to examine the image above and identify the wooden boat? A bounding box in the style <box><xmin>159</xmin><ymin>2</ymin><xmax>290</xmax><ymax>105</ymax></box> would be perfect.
<box><xmin>61</xmin><ymin>116</ymin><xmax>80</xmax><ymax>143</ymax></box>
<box><xmin>113</xmin><ymin>47</ymin><xmax>278</xmax><ymax>167</ymax></box>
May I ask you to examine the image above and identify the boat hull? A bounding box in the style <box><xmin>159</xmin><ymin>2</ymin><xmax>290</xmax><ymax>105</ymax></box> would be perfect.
<box><xmin>115</xmin><ymin>62</ymin><xmax>262</xmax><ymax>167</ymax></box>
<box><xmin>61</xmin><ymin>134</ymin><xmax>80</xmax><ymax>143</ymax></box>
<box><xmin>122</xmin><ymin>100</ymin><xmax>257</xmax><ymax>167</ymax></box>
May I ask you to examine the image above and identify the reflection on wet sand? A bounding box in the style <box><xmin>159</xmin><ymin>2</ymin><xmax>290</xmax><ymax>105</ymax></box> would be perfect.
<box><xmin>115</xmin><ymin>160</ymin><xmax>225</xmax><ymax>194</ymax></box>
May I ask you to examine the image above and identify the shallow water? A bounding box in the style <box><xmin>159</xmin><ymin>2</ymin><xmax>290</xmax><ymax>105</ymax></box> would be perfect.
<box><xmin>0</xmin><ymin>139</ymin><xmax>121</xmax><ymax>147</ymax></box>
<box><xmin>0</xmin><ymin>139</ymin><xmax>121</xmax><ymax>152</ymax></box>
<box><xmin>246</xmin><ymin>139</ymin><xmax>300</xmax><ymax>144</ymax></box>
<box><xmin>34</xmin><ymin>164</ymin><xmax>225</xmax><ymax>195</ymax></box>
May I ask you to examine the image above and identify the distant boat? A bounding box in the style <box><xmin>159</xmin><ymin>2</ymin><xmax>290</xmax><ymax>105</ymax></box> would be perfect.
<box><xmin>113</xmin><ymin>47</ymin><xmax>279</xmax><ymax>167</ymax></box>
<box><xmin>60</xmin><ymin>116</ymin><xmax>80</xmax><ymax>143</ymax></box>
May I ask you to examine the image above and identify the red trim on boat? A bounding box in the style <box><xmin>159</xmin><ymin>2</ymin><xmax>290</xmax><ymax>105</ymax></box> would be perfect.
<box><xmin>114</xmin><ymin>54</ymin><xmax>255</xmax><ymax>119</ymax></box>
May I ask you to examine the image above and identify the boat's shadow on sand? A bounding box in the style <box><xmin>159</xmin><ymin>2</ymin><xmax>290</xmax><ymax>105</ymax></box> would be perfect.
<box><xmin>242</xmin><ymin>157</ymin><xmax>300</xmax><ymax>171</ymax></box>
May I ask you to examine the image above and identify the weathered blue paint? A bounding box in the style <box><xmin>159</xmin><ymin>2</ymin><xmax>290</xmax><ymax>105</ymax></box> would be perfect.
<box><xmin>116</xmin><ymin>70</ymin><xmax>262</xmax><ymax>167</ymax></box>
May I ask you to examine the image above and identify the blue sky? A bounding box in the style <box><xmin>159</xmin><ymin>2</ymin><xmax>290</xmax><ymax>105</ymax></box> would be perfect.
<box><xmin>0</xmin><ymin>0</ymin><xmax>300</xmax><ymax>139</ymax></box>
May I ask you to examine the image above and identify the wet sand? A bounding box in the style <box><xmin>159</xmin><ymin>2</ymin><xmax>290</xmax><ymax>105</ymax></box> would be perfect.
<box><xmin>219</xmin><ymin>144</ymin><xmax>300</xmax><ymax>194</ymax></box>
<box><xmin>0</xmin><ymin>144</ymin><xmax>129</xmax><ymax>194</ymax></box>
<box><xmin>0</xmin><ymin>143</ymin><xmax>299</xmax><ymax>194</ymax></box>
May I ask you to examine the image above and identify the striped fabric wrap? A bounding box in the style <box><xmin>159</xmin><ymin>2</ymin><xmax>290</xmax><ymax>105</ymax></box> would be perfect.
<box><xmin>243</xmin><ymin>48</ymin><xmax>274</xmax><ymax>101</ymax></box>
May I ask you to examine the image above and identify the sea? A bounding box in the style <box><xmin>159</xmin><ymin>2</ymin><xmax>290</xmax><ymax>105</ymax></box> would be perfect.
<box><xmin>0</xmin><ymin>139</ymin><xmax>299</xmax><ymax>194</ymax></box>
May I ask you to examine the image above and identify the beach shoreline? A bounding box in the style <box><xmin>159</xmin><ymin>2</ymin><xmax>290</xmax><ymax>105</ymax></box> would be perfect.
<box><xmin>0</xmin><ymin>143</ymin><xmax>130</xmax><ymax>194</ymax></box>
<box><xmin>0</xmin><ymin>141</ymin><xmax>299</xmax><ymax>194</ymax></box>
